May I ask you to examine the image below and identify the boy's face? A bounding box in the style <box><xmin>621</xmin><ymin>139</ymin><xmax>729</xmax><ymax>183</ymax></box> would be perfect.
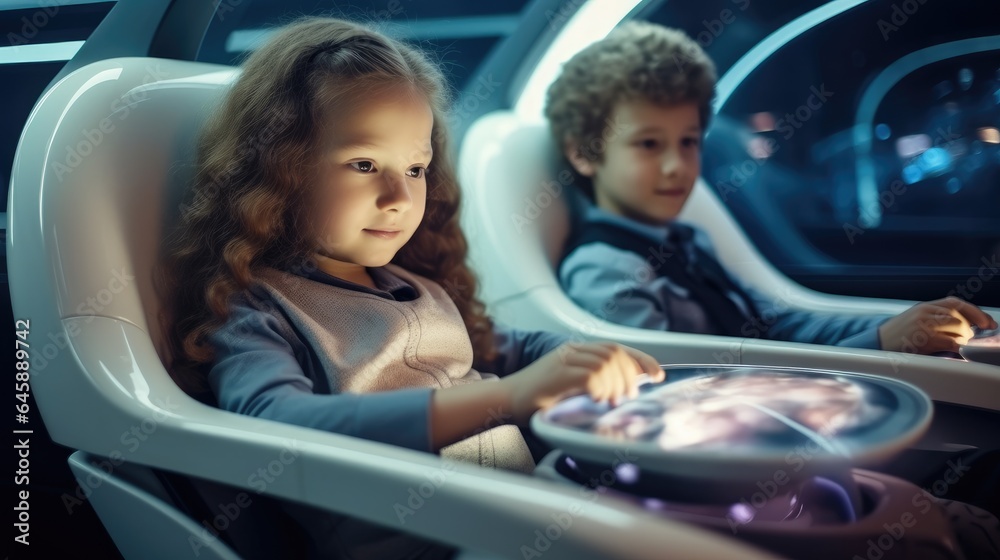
<box><xmin>566</xmin><ymin>100</ymin><xmax>702</xmax><ymax>226</ymax></box>
<box><xmin>313</xmin><ymin>86</ymin><xmax>432</xmax><ymax>269</ymax></box>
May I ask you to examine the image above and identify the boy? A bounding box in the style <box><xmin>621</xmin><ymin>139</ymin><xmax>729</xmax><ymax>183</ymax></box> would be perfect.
<box><xmin>546</xmin><ymin>21</ymin><xmax>996</xmax><ymax>355</ymax></box>
<box><xmin>543</xmin><ymin>25</ymin><xmax>1000</xmax><ymax>554</ymax></box>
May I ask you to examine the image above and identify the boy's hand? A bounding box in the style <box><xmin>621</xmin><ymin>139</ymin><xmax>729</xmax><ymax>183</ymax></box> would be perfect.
<box><xmin>879</xmin><ymin>296</ymin><xmax>998</xmax><ymax>354</ymax></box>
<box><xmin>501</xmin><ymin>342</ymin><xmax>666</xmax><ymax>426</ymax></box>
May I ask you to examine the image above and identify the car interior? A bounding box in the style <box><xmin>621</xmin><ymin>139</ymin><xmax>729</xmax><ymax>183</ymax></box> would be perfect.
<box><xmin>10</xmin><ymin>50</ymin><xmax>797</xmax><ymax>560</ymax></box>
<box><xmin>5</xmin><ymin>0</ymin><xmax>999</xmax><ymax>559</ymax></box>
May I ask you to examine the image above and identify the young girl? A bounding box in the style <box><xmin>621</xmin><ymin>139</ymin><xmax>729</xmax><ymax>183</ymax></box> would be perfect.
<box><xmin>157</xmin><ymin>16</ymin><xmax>664</xmax><ymax>559</ymax></box>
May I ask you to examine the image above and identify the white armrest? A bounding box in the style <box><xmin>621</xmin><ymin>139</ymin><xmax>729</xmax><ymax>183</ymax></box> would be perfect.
<box><xmin>58</xmin><ymin>317</ymin><xmax>779</xmax><ymax>560</ymax></box>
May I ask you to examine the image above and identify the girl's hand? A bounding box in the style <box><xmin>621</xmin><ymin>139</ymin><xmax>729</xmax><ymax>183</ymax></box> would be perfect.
<box><xmin>878</xmin><ymin>296</ymin><xmax>998</xmax><ymax>354</ymax></box>
<box><xmin>500</xmin><ymin>341</ymin><xmax>666</xmax><ymax>426</ymax></box>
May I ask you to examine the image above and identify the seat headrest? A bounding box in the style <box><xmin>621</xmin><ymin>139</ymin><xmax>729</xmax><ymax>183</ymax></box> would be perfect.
<box><xmin>39</xmin><ymin>59</ymin><xmax>237</xmax><ymax>366</ymax></box>
<box><xmin>458</xmin><ymin>113</ymin><xmax>590</xmax><ymax>302</ymax></box>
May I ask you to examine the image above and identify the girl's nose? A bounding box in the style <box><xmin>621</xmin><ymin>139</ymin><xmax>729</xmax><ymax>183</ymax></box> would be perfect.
<box><xmin>378</xmin><ymin>173</ymin><xmax>413</xmax><ymax>212</ymax></box>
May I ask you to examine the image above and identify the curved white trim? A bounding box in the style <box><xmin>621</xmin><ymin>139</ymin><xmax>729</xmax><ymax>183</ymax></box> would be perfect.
<box><xmin>40</xmin><ymin>66</ymin><xmax>123</xmax><ymax>224</ymax></box>
<box><xmin>513</xmin><ymin>0</ymin><xmax>648</xmax><ymax>122</ymax></box>
<box><xmin>853</xmin><ymin>36</ymin><xmax>1000</xmax><ymax>227</ymax></box>
<box><xmin>0</xmin><ymin>40</ymin><xmax>83</xmax><ymax>64</ymax></box>
<box><xmin>713</xmin><ymin>0</ymin><xmax>871</xmax><ymax>112</ymax></box>
<box><xmin>513</xmin><ymin>0</ymin><xmax>874</xmax><ymax>122</ymax></box>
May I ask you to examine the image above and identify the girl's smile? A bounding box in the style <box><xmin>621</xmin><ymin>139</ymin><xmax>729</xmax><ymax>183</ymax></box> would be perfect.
<box><xmin>363</xmin><ymin>228</ymin><xmax>401</xmax><ymax>239</ymax></box>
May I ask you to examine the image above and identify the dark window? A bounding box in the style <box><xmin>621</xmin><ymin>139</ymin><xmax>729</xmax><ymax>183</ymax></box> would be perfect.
<box><xmin>638</xmin><ymin>0</ymin><xmax>1000</xmax><ymax>306</ymax></box>
<box><xmin>1</xmin><ymin>1</ymin><xmax>116</xmax><ymax>208</ymax></box>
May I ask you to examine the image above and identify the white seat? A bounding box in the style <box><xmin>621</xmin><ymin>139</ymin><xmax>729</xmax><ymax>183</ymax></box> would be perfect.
<box><xmin>7</xmin><ymin>57</ymin><xmax>780</xmax><ymax>560</ymax></box>
<box><xmin>67</xmin><ymin>450</ymin><xmax>257</xmax><ymax>560</ymax></box>
<box><xmin>455</xmin><ymin>113</ymin><xmax>742</xmax><ymax>364</ymax></box>
<box><xmin>456</xmin><ymin>110</ymin><xmax>1000</xmax><ymax>414</ymax></box>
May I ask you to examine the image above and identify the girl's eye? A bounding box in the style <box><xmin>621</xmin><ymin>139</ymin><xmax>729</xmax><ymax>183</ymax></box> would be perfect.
<box><xmin>638</xmin><ymin>139</ymin><xmax>659</xmax><ymax>149</ymax></box>
<box><xmin>350</xmin><ymin>161</ymin><xmax>375</xmax><ymax>173</ymax></box>
<box><xmin>407</xmin><ymin>166</ymin><xmax>426</xmax><ymax>179</ymax></box>
<box><xmin>683</xmin><ymin>137</ymin><xmax>700</xmax><ymax>148</ymax></box>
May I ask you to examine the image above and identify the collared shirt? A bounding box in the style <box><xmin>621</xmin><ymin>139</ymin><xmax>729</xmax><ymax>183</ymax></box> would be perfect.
<box><xmin>305</xmin><ymin>264</ymin><xmax>418</xmax><ymax>301</ymax></box>
<box><xmin>207</xmin><ymin>264</ymin><xmax>570</xmax><ymax>453</ymax></box>
<box><xmin>560</xmin><ymin>205</ymin><xmax>890</xmax><ymax>349</ymax></box>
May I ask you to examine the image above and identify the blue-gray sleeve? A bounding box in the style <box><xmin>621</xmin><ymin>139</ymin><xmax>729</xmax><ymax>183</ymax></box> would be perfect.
<box><xmin>742</xmin><ymin>285</ymin><xmax>890</xmax><ymax>349</ymax></box>
<box><xmin>207</xmin><ymin>298</ymin><xmax>434</xmax><ymax>452</ymax></box>
<box><xmin>474</xmin><ymin>321</ymin><xmax>571</xmax><ymax>378</ymax></box>
<box><xmin>559</xmin><ymin>244</ymin><xmax>675</xmax><ymax>331</ymax></box>
<box><xmin>689</xmin><ymin>229</ymin><xmax>893</xmax><ymax>349</ymax></box>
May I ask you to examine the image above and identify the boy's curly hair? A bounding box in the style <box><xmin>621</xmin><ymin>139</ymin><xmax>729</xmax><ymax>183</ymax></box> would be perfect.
<box><xmin>544</xmin><ymin>21</ymin><xmax>717</xmax><ymax>200</ymax></box>
<box><xmin>157</xmin><ymin>17</ymin><xmax>497</xmax><ymax>395</ymax></box>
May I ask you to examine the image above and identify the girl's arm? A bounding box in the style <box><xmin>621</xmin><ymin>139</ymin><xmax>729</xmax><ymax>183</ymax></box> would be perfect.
<box><xmin>429</xmin><ymin>381</ymin><xmax>513</xmax><ymax>451</ymax></box>
<box><xmin>432</xmin><ymin>341</ymin><xmax>666</xmax><ymax>450</ymax></box>
<box><xmin>211</xmin><ymin>295</ymin><xmax>660</xmax><ymax>453</ymax></box>
<box><xmin>209</xmin><ymin>298</ymin><xmax>435</xmax><ymax>451</ymax></box>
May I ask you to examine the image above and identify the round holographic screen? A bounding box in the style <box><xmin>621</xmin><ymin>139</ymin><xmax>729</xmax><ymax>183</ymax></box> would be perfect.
<box><xmin>533</xmin><ymin>366</ymin><xmax>932</xmax><ymax>478</ymax></box>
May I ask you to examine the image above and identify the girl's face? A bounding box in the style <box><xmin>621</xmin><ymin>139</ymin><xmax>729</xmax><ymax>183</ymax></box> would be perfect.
<box><xmin>313</xmin><ymin>85</ymin><xmax>432</xmax><ymax>271</ymax></box>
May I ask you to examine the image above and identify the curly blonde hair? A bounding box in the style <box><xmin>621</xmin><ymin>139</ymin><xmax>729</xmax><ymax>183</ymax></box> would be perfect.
<box><xmin>543</xmin><ymin>21</ymin><xmax>717</xmax><ymax>200</ymax></box>
<box><xmin>157</xmin><ymin>17</ymin><xmax>496</xmax><ymax>394</ymax></box>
